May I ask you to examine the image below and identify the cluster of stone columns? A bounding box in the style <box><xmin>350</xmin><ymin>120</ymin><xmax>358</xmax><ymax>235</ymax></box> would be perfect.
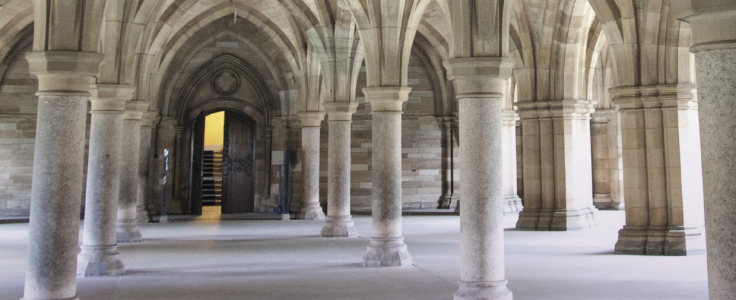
<box><xmin>609</xmin><ymin>84</ymin><xmax>705</xmax><ymax>256</ymax></box>
<box><xmin>589</xmin><ymin>108</ymin><xmax>624</xmax><ymax>210</ymax></box>
<box><xmin>516</xmin><ymin>99</ymin><xmax>597</xmax><ymax>231</ymax></box>
<box><xmin>502</xmin><ymin>110</ymin><xmax>523</xmax><ymax>215</ymax></box>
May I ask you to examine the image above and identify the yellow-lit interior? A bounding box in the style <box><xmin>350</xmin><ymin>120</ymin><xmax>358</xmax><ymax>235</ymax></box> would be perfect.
<box><xmin>204</xmin><ymin>111</ymin><xmax>225</xmax><ymax>150</ymax></box>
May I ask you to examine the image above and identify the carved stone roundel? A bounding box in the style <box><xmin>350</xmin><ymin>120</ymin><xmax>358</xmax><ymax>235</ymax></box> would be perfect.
<box><xmin>213</xmin><ymin>69</ymin><xmax>240</xmax><ymax>96</ymax></box>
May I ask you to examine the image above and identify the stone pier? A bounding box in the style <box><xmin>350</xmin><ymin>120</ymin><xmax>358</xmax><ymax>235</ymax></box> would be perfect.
<box><xmin>321</xmin><ymin>102</ymin><xmax>359</xmax><ymax>237</ymax></box>
<box><xmin>77</xmin><ymin>85</ymin><xmax>133</xmax><ymax>276</ymax></box>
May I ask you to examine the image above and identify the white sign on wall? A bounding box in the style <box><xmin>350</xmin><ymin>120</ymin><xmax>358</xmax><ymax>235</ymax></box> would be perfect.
<box><xmin>272</xmin><ymin>151</ymin><xmax>285</xmax><ymax>166</ymax></box>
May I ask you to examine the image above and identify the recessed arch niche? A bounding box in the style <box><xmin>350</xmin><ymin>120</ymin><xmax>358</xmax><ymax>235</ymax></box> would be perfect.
<box><xmin>171</xmin><ymin>53</ymin><xmax>275</xmax><ymax>214</ymax></box>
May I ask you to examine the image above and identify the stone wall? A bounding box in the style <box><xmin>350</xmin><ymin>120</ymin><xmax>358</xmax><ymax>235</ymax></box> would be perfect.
<box><xmin>318</xmin><ymin>52</ymin><xmax>454</xmax><ymax>211</ymax></box>
<box><xmin>0</xmin><ymin>44</ymin><xmax>37</xmax><ymax>217</ymax></box>
<box><xmin>0</xmin><ymin>42</ymin><xmax>91</xmax><ymax>218</ymax></box>
<box><xmin>147</xmin><ymin>34</ymin><xmax>281</xmax><ymax>215</ymax></box>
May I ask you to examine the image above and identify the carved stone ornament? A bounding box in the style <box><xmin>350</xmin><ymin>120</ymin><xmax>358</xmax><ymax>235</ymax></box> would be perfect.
<box><xmin>212</xmin><ymin>69</ymin><xmax>240</xmax><ymax>96</ymax></box>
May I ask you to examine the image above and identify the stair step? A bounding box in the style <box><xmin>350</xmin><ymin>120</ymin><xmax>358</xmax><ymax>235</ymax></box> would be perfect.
<box><xmin>202</xmin><ymin>149</ymin><xmax>224</xmax><ymax>203</ymax></box>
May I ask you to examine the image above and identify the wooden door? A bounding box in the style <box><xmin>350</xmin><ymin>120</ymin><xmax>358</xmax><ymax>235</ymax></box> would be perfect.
<box><xmin>221</xmin><ymin>111</ymin><xmax>256</xmax><ymax>213</ymax></box>
<box><xmin>189</xmin><ymin>112</ymin><xmax>206</xmax><ymax>215</ymax></box>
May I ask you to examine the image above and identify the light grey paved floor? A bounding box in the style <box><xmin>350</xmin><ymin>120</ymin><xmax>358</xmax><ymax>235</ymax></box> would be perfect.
<box><xmin>0</xmin><ymin>211</ymin><xmax>707</xmax><ymax>300</ymax></box>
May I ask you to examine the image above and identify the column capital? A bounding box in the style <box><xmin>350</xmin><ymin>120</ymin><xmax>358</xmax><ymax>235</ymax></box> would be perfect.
<box><xmin>517</xmin><ymin>99</ymin><xmax>594</xmax><ymax>119</ymax></box>
<box><xmin>590</xmin><ymin>113</ymin><xmax>610</xmax><ymax>124</ymax></box>
<box><xmin>324</xmin><ymin>102</ymin><xmax>359</xmax><ymax>121</ymax></box>
<box><xmin>363</xmin><ymin>87</ymin><xmax>411</xmax><ymax>113</ymax></box>
<box><xmin>297</xmin><ymin>112</ymin><xmax>325</xmax><ymax>128</ymax></box>
<box><xmin>501</xmin><ymin>110</ymin><xmax>520</xmax><ymax>126</ymax></box>
<box><xmin>123</xmin><ymin>101</ymin><xmax>149</xmax><ymax>120</ymax></box>
<box><xmin>436</xmin><ymin>116</ymin><xmax>457</xmax><ymax>129</ymax></box>
<box><xmin>671</xmin><ymin>0</ymin><xmax>736</xmax><ymax>52</ymax></box>
<box><xmin>610</xmin><ymin>84</ymin><xmax>698</xmax><ymax>111</ymax></box>
<box><xmin>444</xmin><ymin>57</ymin><xmax>515</xmax><ymax>98</ymax></box>
<box><xmin>89</xmin><ymin>84</ymin><xmax>135</xmax><ymax>113</ymax></box>
<box><xmin>26</xmin><ymin>51</ymin><xmax>104</xmax><ymax>96</ymax></box>
<box><xmin>283</xmin><ymin>115</ymin><xmax>301</xmax><ymax>129</ymax></box>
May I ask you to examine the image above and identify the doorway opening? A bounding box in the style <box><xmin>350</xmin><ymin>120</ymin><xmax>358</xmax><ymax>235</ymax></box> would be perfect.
<box><xmin>202</xmin><ymin>111</ymin><xmax>225</xmax><ymax>216</ymax></box>
<box><xmin>190</xmin><ymin>109</ymin><xmax>257</xmax><ymax>216</ymax></box>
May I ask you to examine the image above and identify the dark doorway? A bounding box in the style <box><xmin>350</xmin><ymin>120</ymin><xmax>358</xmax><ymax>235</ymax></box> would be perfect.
<box><xmin>190</xmin><ymin>110</ymin><xmax>256</xmax><ymax>215</ymax></box>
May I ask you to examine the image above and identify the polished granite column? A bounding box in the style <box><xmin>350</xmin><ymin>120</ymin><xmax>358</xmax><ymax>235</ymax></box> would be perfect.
<box><xmin>321</xmin><ymin>102</ymin><xmax>359</xmax><ymax>237</ymax></box>
<box><xmin>116</xmin><ymin>101</ymin><xmax>148</xmax><ymax>243</ymax></box>
<box><xmin>136</xmin><ymin>122</ymin><xmax>153</xmax><ymax>223</ymax></box>
<box><xmin>23</xmin><ymin>51</ymin><xmax>103</xmax><ymax>300</ymax></box>
<box><xmin>447</xmin><ymin>57</ymin><xmax>514</xmax><ymax>300</ymax></box>
<box><xmin>362</xmin><ymin>87</ymin><xmax>412</xmax><ymax>267</ymax></box>
<box><xmin>77</xmin><ymin>84</ymin><xmax>133</xmax><ymax>276</ymax></box>
<box><xmin>672</xmin><ymin>2</ymin><xmax>736</xmax><ymax>298</ymax></box>
<box><xmin>296</xmin><ymin>112</ymin><xmax>326</xmax><ymax>220</ymax></box>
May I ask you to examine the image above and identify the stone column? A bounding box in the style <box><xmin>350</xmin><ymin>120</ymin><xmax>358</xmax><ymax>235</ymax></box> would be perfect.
<box><xmin>671</xmin><ymin>3</ymin><xmax>736</xmax><ymax>297</ymax></box>
<box><xmin>447</xmin><ymin>57</ymin><xmax>514</xmax><ymax>300</ymax></box>
<box><xmin>321</xmin><ymin>102</ymin><xmax>359</xmax><ymax>237</ymax></box>
<box><xmin>590</xmin><ymin>109</ymin><xmax>624</xmax><ymax>210</ymax></box>
<box><xmin>116</xmin><ymin>101</ymin><xmax>148</xmax><ymax>243</ymax></box>
<box><xmin>516</xmin><ymin>100</ymin><xmax>597</xmax><ymax>231</ymax></box>
<box><xmin>23</xmin><ymin>51</ymin><xmax>102</xmax><ymax>300</ymax></box>
<box><xmin>137</xmin><ymin>122</ymin><xmax>153</xmax><ymax>223</ymax></box>
<box><xmin>77</xmin><ymin>84</ymin><xmax>133</xmax><ymax>276</ymax></box>
<box><xmin>258</xmin><ymin>126</ymin><xmax>274</xmax><ymax>212</ymax></box>
<box><xmin>502</xmin><ymin>110</ymin><xmax>522</xmax><ymax>215</ymax></box>
<box><xmin>172</xmin><ymin>126</ymin><xmax>186</xmax><ymax>206</ymax></box>
<box><xmin>296</xmin><ymin>112</ymin><xmax>325</xmax><ymax>220</ymax></box>
<box><xmin>610</xmin><ymin>85</ymin><xmax>705</xmax><ymax>256</ymax></box>
<box><xmin>284</xmin><ymin>116</ymin><xmax>302</xmax><ymax>213</ymax></box>
<box><xmin>362</xmin><ymin>87</ymin><xmax>412</xmax><ymax>267</ymax></box>
<box><xmin>437</xmin><ymin>117</ymin><xmax>456</xmax><ymax>209</ymax></box>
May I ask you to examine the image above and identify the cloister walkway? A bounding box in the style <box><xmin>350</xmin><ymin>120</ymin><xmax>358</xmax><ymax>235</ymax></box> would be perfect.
<box><xmin>0</xmin><ymin>212</ymin><xmax>706</xmax><ymax>300</ymax></box>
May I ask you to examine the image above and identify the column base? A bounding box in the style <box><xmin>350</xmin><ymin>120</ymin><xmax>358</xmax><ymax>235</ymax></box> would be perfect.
<box><xmin>116</xmin><ymin>219</ymin><xmax>142</xmax><ymax>243</ymax></box>
<box><xmin>550</xmin><ymin>208</ymin><xmax>596</xmax><ymax>231</ymax></box>
<box><xmin>503</xmin><ymin>195</ymin><xmax>522</xmax><ymax>216</ymax></box>
<box><xmin>437</xmin><ymin>195</ymin><xmax>452</xmax><ymax>209</ymax></box>
<box><xmin>515</xmin><ymin>208</ymin><xmax>541</xmax><ymax>230</ymax></box>
<box><xmin>320</xmin><ymin>215</ymin><xmax>358</xmax><ymax>237</ymax></box>
<box><xmin>452</xmin><ymin>196</ymin><xmax>461</xmax><ymax>214</ymax></box>
<box><xmin>77</xmin><ymin>245</ymin><xmax>125</xmax><ymax>276</ymax></box>
<box><xmin>664</xmin><ymin>227</ymin><xmax>706</xmax><ymax>256</ymax></box>
<box><xmin>615</xmin><ymin>226</ymin><xmax>705</xmax><ymax>256</ymax></box>
<box><xmin>536</xmin><ymin>209</ymin><xmax>556</xmax><ymax>230</ymax></box>
<box><xmin>296</xmin><ymin>204</ymin><xmax>325</xmax><ymax>220</ymax></box>
<box><xmin>615</xmin><ymin>226</ymin><xmax>656</xmax><ymax>255</ymax></box>
<box><xmin>593</xmin><ymin>194</ymin><xmax>623</xmax><ymax>210</ymax></box>
<box><xmin>362</xmin><ymin>237</ymin><xmax>412</xmax><ymax>267</ymax></box>
<box><xmin>136</xmin><ymin>204</ymin><xmax>150</xmax><ymax>223</ymax></box>
<box><xmin>454</xmin><ymin>280</ymin><xmax>513</xmax><ymax>300</ymax></box>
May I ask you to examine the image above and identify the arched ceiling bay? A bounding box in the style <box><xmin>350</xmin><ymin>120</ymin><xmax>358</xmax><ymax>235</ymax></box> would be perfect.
<box><xmin>136</xmin><ymin>0</ymin><xmax>305</xmax><ymax>118</ymax></box>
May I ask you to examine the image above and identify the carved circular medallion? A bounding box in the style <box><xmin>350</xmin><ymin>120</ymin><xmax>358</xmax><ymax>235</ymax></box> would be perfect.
<box><xmin>212</xmin><ymin>69</ymin><xmax>240</xmax><ymax>96</ymax></box>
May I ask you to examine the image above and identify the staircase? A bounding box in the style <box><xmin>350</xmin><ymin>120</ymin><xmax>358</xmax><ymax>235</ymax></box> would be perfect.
<box><xmin>202</xmin><ymin>150</ymin><xmax>223</xmax><ymax>206</ymax></box>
